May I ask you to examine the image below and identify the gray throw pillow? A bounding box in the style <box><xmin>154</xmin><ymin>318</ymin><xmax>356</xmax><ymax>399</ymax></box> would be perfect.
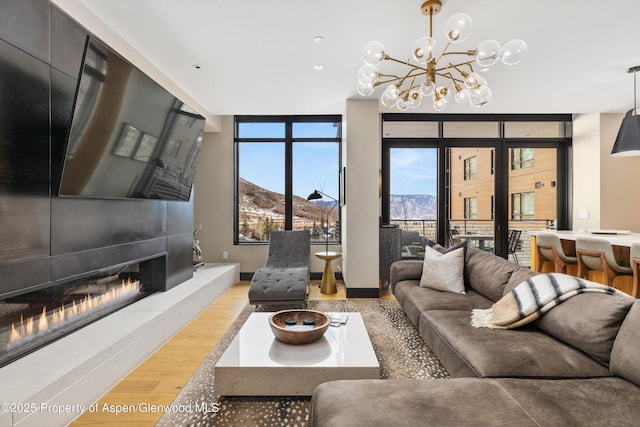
<box><xmin>419</xmin><ymin>244</ymin><xmax>465</xmax><ymax>294</ymax></box>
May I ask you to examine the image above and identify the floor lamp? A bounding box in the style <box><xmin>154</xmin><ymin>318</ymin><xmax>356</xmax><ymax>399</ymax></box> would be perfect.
<box><xmin>307</xmin><ymin>190</ymin><xmax>337</xmax><ymax>254</ymax></box>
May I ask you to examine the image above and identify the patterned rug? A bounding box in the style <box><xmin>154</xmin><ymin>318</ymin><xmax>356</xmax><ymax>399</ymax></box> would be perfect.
<box><xmin>156</xmin><ymin>299</ymin><xmax>449</xmax><ymax>427</ymax></box>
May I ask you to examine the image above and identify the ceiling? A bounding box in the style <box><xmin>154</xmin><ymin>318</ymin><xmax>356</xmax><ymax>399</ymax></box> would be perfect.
<box><xmin>64</xmin><ymin>0</ymin><xmax>640</xmax><ymax>117</ymax></box>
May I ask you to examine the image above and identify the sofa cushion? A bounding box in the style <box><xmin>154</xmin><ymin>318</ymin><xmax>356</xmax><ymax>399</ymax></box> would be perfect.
<box><xmin>419</xmin><ymin>245</ymin><xmax>465</xmax><ymax>294</ymax></box>
<box><xmin>503</xmin><ymin>266</ymin><xmax>539</xmax><ymax>296</ymax></box>
<box><xmin>534</xmin><ymin>292</ymin><xmax>635</xmax><ymax>365</ymax></box>
<box><xmin>395</xmin><ymin>280</ymin><xmax>493</xmax><ymax>327</ymax></box>
<box><xmin>610</xmin><ymin>301</ymin><xmax>640</xmax><ymax>385</ymax></box>
<box><xmin>419</xmin><ymin>309</ymin><xmax>611</xmax><ymax>378</ymax></box>
<box><xmin>496</xmin><ymin>377</ymin><xmax>640</xmax><ymax>427</ymax></box>
<box><xmin>309</xmin><ymin>379</ymin><xmax>539</xmax><ymax>427</ymax></box>
<box><xmin>465</xmin><ymin>247</ymin><xmax>516</xmax><ymax>302</ymax></box>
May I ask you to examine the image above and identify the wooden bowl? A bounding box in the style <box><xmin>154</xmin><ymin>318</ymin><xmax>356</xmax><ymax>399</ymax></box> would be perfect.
<box><xmin>268</xmin><ymin>309</ymin><xmax>331</xmax><ymax>345</ymax></box>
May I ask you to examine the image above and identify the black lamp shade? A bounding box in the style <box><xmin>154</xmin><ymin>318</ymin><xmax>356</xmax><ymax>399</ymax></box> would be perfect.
<box><xmin>307</xmin><ymin>190</ymin><xmax>322</xmax><ymax>200</ymax></box>
<box><xmin>611</xmin><ymin>110</ymin><xmax>640</xmax><ymax>156</ymax></box>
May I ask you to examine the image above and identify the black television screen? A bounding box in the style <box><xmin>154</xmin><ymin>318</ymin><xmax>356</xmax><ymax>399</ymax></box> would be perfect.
<box><xmin>58</xmin><ymin>36</ymin><xmax>205</xmax><ymax>201</ymax></box>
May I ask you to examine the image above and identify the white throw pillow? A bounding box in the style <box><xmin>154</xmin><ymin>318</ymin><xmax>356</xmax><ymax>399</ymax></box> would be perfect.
<box><xmin>419</xmin><ymin>245</ymin><xmax>465</xmax><ymax>294</ymax></box>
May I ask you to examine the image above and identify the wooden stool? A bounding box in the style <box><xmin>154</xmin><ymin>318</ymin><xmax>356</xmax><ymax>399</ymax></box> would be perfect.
<box><xmin>535</xmin><ymin>232</ymin><xmax>577</xmax><ymax>274</ymax></box>
<box><xmin>575</xmin><ymin>236</ymin><xmax>632</xmax><ymax>287</ymax></box>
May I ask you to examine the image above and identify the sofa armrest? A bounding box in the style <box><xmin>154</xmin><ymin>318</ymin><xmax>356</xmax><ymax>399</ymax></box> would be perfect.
<box><xmin>390</xmin><ymin>260</ymin><xmax>423</xmax><ymax>294</ymax></box>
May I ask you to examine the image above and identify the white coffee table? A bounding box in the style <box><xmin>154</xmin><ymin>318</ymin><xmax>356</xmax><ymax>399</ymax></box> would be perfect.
<box><xmin>214</xmin><ymin>312</ymin><xmax>380</xmax><ymax>396</ymax></box>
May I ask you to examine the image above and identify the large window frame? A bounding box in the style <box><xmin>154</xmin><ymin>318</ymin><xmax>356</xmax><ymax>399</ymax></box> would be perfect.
<box><xmin>234</xmin><ymin>115</ymin><xmax>342</xmax><ymax>245</ymax></box>
<box><xmin>381</xmin><ymin>114</ymin><xmax>572</xmax><ymax>259</ymax></box>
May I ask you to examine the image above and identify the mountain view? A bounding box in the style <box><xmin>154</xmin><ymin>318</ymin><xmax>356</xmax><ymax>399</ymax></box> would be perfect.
<box><xmin>238</xmin><ymin>179</ymin><xmax>436</xmax><ymax>241</ymax></box>
<box><xmin>389</xmin><ymin>194</ymin><xmax>437</xmax><ymax>220</ymax></box>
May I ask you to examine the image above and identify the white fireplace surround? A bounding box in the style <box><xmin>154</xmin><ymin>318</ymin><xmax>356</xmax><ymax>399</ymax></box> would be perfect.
<box><xmin>0</xmin><ymin>263</ymin><xmax>239</xmax><ymax>427</ymax></box>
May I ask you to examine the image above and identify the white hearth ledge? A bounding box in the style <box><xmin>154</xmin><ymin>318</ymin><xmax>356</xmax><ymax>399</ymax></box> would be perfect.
<box><xmin>0</xmin><ymin>263</ymin><xmax>239</xmax><ymax>427</ymax></box>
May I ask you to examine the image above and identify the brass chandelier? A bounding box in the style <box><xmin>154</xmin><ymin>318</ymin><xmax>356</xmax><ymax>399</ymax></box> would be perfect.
<box><xmin>356</xmin><ymin>0</ymin><xmax>527</xmax><ymax>111</ymax></box>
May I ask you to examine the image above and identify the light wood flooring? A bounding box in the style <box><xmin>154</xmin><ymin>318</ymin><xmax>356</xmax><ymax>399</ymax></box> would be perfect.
<box><xmin>71</xmin><ymin>280</ymin><xmax>392</xmax><ymax>426</ymax></box>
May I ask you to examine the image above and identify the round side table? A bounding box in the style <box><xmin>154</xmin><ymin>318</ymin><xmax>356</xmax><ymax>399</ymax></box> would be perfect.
<box><xmin>315</xmin><ymin>251</ymin><xmax>341</xmax><ymax>295</ymax></box>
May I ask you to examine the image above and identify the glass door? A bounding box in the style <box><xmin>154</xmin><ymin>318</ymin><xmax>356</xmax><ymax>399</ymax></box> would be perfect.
<box><xmin>388</xmin><ymin>147</ymin><xmax>438</xmax><ymax>259</ymax></box>
<box><xmin>446</xmin><ymin>147</ymin><xmax>496</xmax><ymax>253</ymax></box>
<box><xmin>507</xmin><ymin>147</ymin><xmax>558</xmax><ymax>267</ymax></box>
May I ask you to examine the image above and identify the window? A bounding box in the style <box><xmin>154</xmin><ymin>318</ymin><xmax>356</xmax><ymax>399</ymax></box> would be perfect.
<box><xmin>512</xmin><ymin>148</ymin><xmax>535</xmax><ymax>170</ymax></box>
<box><xmin>235</xmin><ymin>116</ymin><xmax>342</xmax><ymax>244</ymax></box>
<box><xmin>464</xmin><ymin>156</ymin><xmax>477</xmax><ymax>180</ymax></box>
<box><xmin>464</xmin><ymin>197</ymin><xmax>477</xmax><ymax>219</ymax></box>
<box><xmin>512</xmin><ymin>192</ymin><xmax>535</xmax><ymax>220</ymax></box>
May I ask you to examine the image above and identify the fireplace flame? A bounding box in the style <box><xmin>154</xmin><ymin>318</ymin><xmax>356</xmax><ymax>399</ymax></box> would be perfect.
<box><xmin>7</xmin><ymin>278</ymin><xmax>140</xmax><ymax>351</ymax></box>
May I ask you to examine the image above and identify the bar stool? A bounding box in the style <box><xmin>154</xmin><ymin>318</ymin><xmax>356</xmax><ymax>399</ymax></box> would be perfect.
<box><xmin>630</xmin><ymin>242</ymin><xmax>640</xmax><ymax>298</ymax></box>
<box><xmin>575</xmin><ymin>236</ymin><xmax>633</xmax><ymax>287</ymax></box>
<box><xmin>535</xmin><ymin>232</ymin><xmax>577</xmax><ymax>274</ymax></box>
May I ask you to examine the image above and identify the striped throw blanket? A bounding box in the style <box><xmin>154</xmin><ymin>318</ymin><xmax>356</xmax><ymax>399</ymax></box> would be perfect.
<box><xmin>471</xmin><ymin>273</ymin><xmax>629</xmax><ymax>329</ymax></box>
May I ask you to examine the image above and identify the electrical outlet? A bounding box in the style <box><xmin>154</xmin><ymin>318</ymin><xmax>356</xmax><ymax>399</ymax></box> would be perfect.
<box><xmin>222</xmin><ymin>251</ymin><xmax>228</xmax><ymax>259</ymax></box>
<box><xmin>579</xmin><ymin>210</ymin><xmax>589</xmax><ymax>219</ymax></box>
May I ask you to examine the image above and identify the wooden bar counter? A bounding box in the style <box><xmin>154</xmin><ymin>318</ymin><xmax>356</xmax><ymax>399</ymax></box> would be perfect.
<box><xmin>530</xmin><ymin>230</ymin><xmax>639</xmax><ymax>296</ymax></box>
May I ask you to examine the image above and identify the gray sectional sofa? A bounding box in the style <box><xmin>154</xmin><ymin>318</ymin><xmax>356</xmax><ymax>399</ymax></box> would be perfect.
<box><xmin>309</xmin><ymin>247</ymin><xmax>640</xmax><ymax>426</ymax></box>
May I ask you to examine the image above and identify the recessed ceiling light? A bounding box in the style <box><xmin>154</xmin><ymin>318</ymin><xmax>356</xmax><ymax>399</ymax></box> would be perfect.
<box><xmin>192</xmin><ymin>64</ymin><xmax>202</xmax><ymax>70</ymax></box>
<box><xmin>314</xmin><ymin>64</ymin><xmax>324</xmax><ymax>70</ymax></box>
<box><xmin>313</xmin><ymin>36</ymin><xmax>324</xmax><ymax>44</ymax></box>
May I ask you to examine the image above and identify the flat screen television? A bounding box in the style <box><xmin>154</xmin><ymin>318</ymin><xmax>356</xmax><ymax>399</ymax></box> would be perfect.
<box><xmin>58</xmin><ymin>36</ymin><xmax>205</xmax><ymax>201</ymax></box>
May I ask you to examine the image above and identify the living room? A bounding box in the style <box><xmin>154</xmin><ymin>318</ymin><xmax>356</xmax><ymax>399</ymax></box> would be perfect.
<box><xmin>2</xmin><ymin>0</ymin><xmax>640</xmax><ymax>426</ymax></box>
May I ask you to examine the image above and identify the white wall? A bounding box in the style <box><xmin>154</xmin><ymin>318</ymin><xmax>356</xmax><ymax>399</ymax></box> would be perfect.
<box><xmin>342</xmin><ymin>100</ymin><xmax>380</xmax><ymax>289</ymax></box>
<box><xmin>572</xmin><ymin>113</ymin><xmax>602</xmax><ymax>230</ymax></box>
<box><xmin>572</xmin><ymin>112</ymin><xmax>640</xmax><ymax>232</ymax></box>
<box><xmin>600</xmin><ymin>113</ymin><xmax>640</xmax><ymax>231</ymax></box>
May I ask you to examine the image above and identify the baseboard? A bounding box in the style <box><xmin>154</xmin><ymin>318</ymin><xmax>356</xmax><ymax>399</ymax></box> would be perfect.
<box><xmin>346</xmin><ymin>287</ymin><xmax>380</xmax><ymax>298</ymax></box>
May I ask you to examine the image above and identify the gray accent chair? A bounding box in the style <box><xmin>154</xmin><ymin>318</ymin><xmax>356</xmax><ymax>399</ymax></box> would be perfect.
<box><xmin>248</xmin><ymin>230</ymin><xmax>310</xmax><ymax>306</ymax></box>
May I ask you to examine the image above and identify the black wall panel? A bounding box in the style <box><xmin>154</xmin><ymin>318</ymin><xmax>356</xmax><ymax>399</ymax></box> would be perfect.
<box><xmin>0</xmin><ymin>0</ymin><xmax>196</xmax><ymax>298</ymax></box>
<box><xmin>0</xmin><ymin>38</ymin><xmax>50</xmax><ymax>264</ymax></box>
<box><xmin>167</xmin><ymin>198</ymin><xmax>194</xmax><ymax>236</ymax></box>
<box><xmin>166</xmin><ymin>233</ymin><xmax>194</xmax><ymax>290</ymax></box>
<box><xmin>0</xmin><ymin>257</ymin><xmax>50</xmax><ymax>298</ymax></box>
<box><xmin>0</xmin><ymin>0</ymin><xmax>50</xmax><ymax>63</ymax></box>
<box><xmin>51</xmin><ymin>6</ymin><xmax>88</xmax><ymax>78</ymax></box>
<box><xmin>50</xmin><ymin>237</ymin><xmax>167</xmax><ymax>282</ymax></box>
<box><xmin>50</xmin><ymin>198</ymin><xmax>168</xmax><ymax>254</ymax></box>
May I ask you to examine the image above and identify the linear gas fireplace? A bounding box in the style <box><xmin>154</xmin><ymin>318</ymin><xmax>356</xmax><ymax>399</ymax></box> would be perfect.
<box><xmin>0</xmin><ymin>255</ymin><xmax>166</xmax><ymax>368</ymax></box>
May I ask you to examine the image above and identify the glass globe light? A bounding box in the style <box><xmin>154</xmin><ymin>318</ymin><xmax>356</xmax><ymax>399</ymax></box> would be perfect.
<box><xmin>501</xmin><ymin>39</ymin><xmax>527</xmax><ymax>65</ymax></box>
<box><xmin>445</xmin><ymin>13</ymin><xmax>472</xmax><ymax>43</ymax></box>
<box><xmin>381</xmin><ymin>85</ymin><xmax>400</xmax><ymax>108</ymax></box>
<box><xmin>380</xmin><ymin>90</ymin><xmax>398</xmax><ymax>108</ymax></box>
<box><xmin>464</xmin><ymin>72</ymin><xmax>481</xmax><ymax>89</ymax></box>
<box><xmin>411</xmin><ymin>36</ymin><xmax>436</xmax><ymax>64</ymax></box>
<box><xmin>407</xmin><ymin>90</ymin><xmax>423</xmax><ymax>109</ymax></box>
<box><xmin>433</xmin><ymin>95</ymin><xmax>448</xmax><ymax>111</ymax></box>
<box><xmin>357</xmin><ymin>64</ymin><xmax>378</xmax><ymax>85</ymax></box>
<box><xmin>436</xmin><ymin>86</ymin><xmax>451</xmax><ymax>102</ymax></box>
<box><xmin>454</xmin><ymin>87</ymin><xmax>469</xmax><ymax>103</ymax></box>
<box><xmin>469</xmin><ymin>76</ymin><xmax>488</xmax><ymax>97</ymax></box>
<box><xmin>384</xmin><ymin>84</ymin><xmax>400</xmax><ymax>99</ymax></box>
<box><xmin>469</xmin><ymin>85</ymin><xmax>492</xmax><ymax>108</ymax></box>
<box><xmin>476</xmin><ymin>40</ymin><xmax>501</xmax><ymax>67</ymax></box>
<box><xmin>420</xmin><ymin>80</ymin><xmax>435</xmax><ymax>96</ymax></box>
<box><xmin>362</xmin><ymin>41</ymin><xmax>386</xmax><ymax>66</ymax></box>
<box><xmin>396</xmin><ymin>99</ymin><xmax>409</xmax><ymax>111</ymax></box>
<box><xmin>357</xmin><ymin>80</ymin><xmax>375</xmax><ymax>96</ymax></box>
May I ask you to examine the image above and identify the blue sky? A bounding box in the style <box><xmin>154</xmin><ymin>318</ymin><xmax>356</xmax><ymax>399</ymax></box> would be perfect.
<box><xmin>238</xmin><ymin>123</ymin><xmax>437</xmax><ymax>198</ymax></box>
<box><xmin>238</xmin><ymin>122</ymin><xmax>339</xmax><ymax>200</ymax></box>
<box><xmin>390</xmin><ymin>148</ymin><xmax>437</xmax><ymax>196</ymax></box>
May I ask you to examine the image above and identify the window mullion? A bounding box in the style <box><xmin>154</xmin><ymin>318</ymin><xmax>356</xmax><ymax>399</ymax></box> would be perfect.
<box><xmin>285</xmin><ymin>121</ymin><xmax>293</xmax><ymax>230</ymax></box>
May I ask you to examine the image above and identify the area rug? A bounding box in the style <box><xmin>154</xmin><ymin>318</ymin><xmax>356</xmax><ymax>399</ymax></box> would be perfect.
<box><xmin>156</xmin><ymin>299</ymin><xmax>450</xmax><ymax>427</ymax></box>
